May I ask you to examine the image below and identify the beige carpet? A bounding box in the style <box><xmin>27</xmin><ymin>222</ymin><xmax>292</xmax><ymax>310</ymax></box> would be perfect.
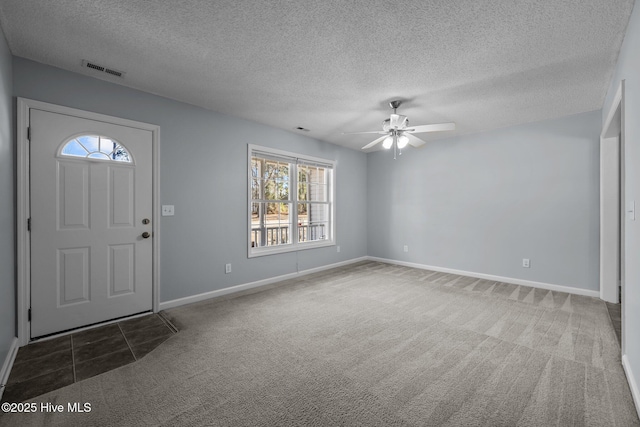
<box><xmin>1</xmin><ymin>261</ymin><xmax>638</xmax><ymax>426</ymax></box>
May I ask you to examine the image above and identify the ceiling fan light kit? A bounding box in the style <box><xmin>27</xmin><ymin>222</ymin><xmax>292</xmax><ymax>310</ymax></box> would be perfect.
<box><xmin>343</xmin><ymin>100</ymin><xmax>456</xmax><ymax>159</ymax></box>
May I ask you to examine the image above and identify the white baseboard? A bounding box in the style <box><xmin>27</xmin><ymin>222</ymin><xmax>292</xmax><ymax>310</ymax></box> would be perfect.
<box><xmin>0</xmin><ymin>337</ymin><xmax>19</xmax><ymax>401</ymax></box>
<box><xmin>367</xmin><ymin>257</ymin><xmax>600</xmax><ymax>298</ymax></box>
<box><xmin>623</xmin><ymin>354</ymin><xmax>640</xmax><ymax>419</ymax></box>
<box><xmin>159</xmin><ymin>257</ymin><xmax>369</xmax><ymax>311</ymax></box>
<box><xmin>160</xmin><ymin>255</ymin><xmax>600</xmax><ymax>311</ymax></box>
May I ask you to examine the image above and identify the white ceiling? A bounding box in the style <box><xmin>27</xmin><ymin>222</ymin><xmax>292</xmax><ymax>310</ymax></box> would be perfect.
<box><xmin>0</xmin><ymin>0</ymin><xmax>635</xmax><ymax>150</ymax></box>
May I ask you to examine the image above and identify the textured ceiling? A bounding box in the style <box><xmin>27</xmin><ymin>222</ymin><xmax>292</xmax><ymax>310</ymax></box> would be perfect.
<box><xmin>0</xmin><ymin>0</ymin><xmax>635</xmax><ymax>150</ymax></box>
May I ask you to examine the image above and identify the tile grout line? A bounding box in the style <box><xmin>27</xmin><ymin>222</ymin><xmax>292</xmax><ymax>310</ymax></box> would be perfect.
<box><xmin>70</xmin><ymin>336</ymin><xmax>77</xmax><ymax>383</ymax></box>
<box><xmin>118</xmin><ymin>323</ymin><xmax>137</xmax><ymax>362</ymax></box>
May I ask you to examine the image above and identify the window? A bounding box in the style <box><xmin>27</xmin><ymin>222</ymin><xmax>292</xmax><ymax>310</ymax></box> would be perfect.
<box><xmin>249</xmin><ymin>145</ymin><xmax>334</xmax><ymax>257</ymax></box>
<box><xmin>60</xmin><ymin>135</ymin><xmax>131</xmax><ymax>163</ymax></box>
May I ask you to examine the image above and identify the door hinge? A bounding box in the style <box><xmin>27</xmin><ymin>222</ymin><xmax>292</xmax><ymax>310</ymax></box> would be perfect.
<box><xmin>27</xmin><ymin>217</ymin><xmax>31</xmax><ymax>231</ymax></box>
<box><xmin>27</xmin><ymin>127</ymin><xmax>30</xmax><ymax>141</ymax></box>
<box><xmin>28</xmin><ymin>308</ymin><xmax>31</xmax><ymax>321</ymax></box>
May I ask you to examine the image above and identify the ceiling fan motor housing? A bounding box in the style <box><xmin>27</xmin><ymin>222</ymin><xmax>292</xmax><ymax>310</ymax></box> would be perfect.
<box><xmin>383</xmin><ymin>115</ymin><xmax>408</xmax><ymax>131</ymax></box>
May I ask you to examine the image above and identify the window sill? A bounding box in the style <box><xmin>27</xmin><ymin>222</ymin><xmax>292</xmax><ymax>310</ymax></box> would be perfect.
<box><xmin>248</xmin><ymin>240</ymin><xmax>335</xmax><ymax>258</ymax></box>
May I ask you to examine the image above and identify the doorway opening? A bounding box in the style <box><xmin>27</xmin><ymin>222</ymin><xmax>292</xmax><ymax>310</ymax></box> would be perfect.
<box><xmin>600</xmin><ymin>80</ymin><xmax>625</xmax><ymax>352</ymax></box>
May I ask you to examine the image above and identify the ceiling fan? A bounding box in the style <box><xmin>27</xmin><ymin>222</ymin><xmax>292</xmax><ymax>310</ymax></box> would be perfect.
<box><xmin>343</xmin><ymin>100</ymin><xmax>455</xmax><ymax>158</ymax></box>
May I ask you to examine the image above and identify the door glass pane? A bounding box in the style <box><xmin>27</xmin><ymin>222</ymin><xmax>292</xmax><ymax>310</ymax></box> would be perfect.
<box><xmin>99</xmin><ymin>137</ymin><xmax>115</xmax><ymax>154</ymax></box>
<box><xmin>60</xmin><ymin>135</ymin><xmax>132</xmax><ymax>163</ymax></box>
<box><xmin>61</xmin><ymin>139</ymin><xmax>89</xmax><ymax>157</ymax></box>
<box><xmin>111</xmin><ymin>144</ymin><xmax>131</xmax><ymax>162</ymax></box>
<box><xmin>78</xmin><ymin>135</ymin><xmax>99</xmax><ymax>152</ymax></box>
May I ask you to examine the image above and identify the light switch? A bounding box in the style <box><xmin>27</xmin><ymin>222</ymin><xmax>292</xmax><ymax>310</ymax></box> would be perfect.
<box><xmin>162</xmin><ymin>205</ymin><xmax>175</xmax><ymax>216</ymax></box>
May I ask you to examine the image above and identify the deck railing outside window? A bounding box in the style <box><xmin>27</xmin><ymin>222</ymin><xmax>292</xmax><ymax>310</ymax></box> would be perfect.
<box><xmin>251</xmin><ymin>224</ymin><xmax>326</xmax><ymax>247</ymax></box>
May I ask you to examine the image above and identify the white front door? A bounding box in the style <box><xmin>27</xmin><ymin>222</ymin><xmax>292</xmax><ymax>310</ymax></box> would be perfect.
<box><xmin>30</xmin><ymin>109</ymin><xmax>153</xmax><ymax>338</ymax></box>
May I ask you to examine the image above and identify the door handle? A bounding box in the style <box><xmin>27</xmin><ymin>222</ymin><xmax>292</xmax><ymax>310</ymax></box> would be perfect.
<box><xmin>142</xmin><ymin>232</ymin><xmax>151</xmax><ymax>239</ymax></box>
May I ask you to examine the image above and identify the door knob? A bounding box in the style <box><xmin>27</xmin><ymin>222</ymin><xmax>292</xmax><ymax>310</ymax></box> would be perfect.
<box><xmin>142</xmin><ymin>232</ymin><xmax>151</xmax><ymax>239</ymax></box>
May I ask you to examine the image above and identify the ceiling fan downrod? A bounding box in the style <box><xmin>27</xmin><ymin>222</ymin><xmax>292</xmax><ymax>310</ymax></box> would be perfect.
<box><xmin>393</xmin><ymin>141</ymin><xmax>404</xmax><ymax>160</ymax></box>
<box><xmin>390</xmin><ymin>101</ymin><xmax>401</xmax><ymax>159</ymax></box>
<box><xmin>391</xmin><ymin>129</ymin><xmax>403</xmax><ymax>160</ymax></box>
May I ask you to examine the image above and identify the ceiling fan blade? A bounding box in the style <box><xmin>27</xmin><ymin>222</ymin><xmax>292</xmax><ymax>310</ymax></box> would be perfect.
<box><xmin>406</xmin><ymin>134</ymin><xmax>427</xmax><ymax>148</ymax></box>
<box><xmin>343</xmin><ymin>130</ymin><xmax>387</xmax><ymax>135</ymax></box>
<box><xmin>361</xmin><ymin>135</ymin><xmax>388</xmax><ymax>150</ymax></box>
<box><xmin>406</xmin><ymin>122</ymin><xmax>456</xmax><ymax>134</ymax></box>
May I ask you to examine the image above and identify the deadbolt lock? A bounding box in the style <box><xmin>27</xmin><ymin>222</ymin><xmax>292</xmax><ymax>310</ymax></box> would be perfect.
<box><xmin>142</xmin><ymin>218</ymin><xmax>150</xmax><ymax>224</ymax></box>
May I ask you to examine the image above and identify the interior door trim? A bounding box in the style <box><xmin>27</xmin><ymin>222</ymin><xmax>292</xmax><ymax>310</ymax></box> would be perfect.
<box><xmin>16</xmin><ymin>97</ymin><xmax>161</xmax><ymax>346</ymax></box>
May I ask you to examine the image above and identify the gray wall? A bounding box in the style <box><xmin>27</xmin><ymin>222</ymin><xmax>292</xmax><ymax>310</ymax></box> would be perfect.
<box><xmin>13</xmin><ymin>58</ymin><xmax>368</xmax><ymax>302</ymax></box>
<box><xmin>0</xmin><ymin>26</ymin><xmax>14</xmax><ymax>365</ymax></box>
<box><xmin>603</xmin><ymin>0</ymin><xmax>640</xmax><ymax>405</ymax></box>
<box><xmin>367</xmin><ymin>110</ymin><xmax>601</xmax><ymax>291</ymax></box>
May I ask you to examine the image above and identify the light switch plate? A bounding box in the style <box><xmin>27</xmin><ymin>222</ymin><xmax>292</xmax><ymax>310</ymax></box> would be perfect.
<box><xmin>162</xmin><ymin>205</ymin><xmax>175</xmax><ymax>216</ymax></box>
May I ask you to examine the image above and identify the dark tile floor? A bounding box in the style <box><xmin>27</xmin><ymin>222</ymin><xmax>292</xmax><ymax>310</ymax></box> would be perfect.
<box><xmin>1</xmin><ymin>313</ymin><xmax>177</xmax><ymax>403</ymax></box>
<box><xmin>606</xmin><ymin>301</ymin><xmax>622</xmax><ymax>347</ymax></box>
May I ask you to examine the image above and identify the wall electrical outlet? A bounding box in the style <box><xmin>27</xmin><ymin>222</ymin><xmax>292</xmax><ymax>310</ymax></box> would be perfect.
<box><xmin>522</xmin><ymin>258</ymin><xmax>530</xmax><ymax>268</ymax></box>
<box><xmin>161</xmin><ymin>205</ymin><xmax>175</xmax><ymax>216</ymax></box>
<box><xmin>225</xmin><ymin>263</ymin><xmax>232</xmax><ymax>274</ymax></box>
<box><xmin>403</xmin><ymin>245</ymin><xmax>409</xmax><ymax>253</ymax></box>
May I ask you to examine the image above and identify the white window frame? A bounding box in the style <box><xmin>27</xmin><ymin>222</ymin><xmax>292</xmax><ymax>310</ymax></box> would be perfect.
<box><xmin>248</xmin><ymin>144</ymin><xmax>335</xmax><ymax>258</ymax></box>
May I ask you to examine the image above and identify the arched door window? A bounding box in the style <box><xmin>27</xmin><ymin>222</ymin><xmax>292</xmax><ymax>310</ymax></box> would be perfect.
<box><xmin>60</xmin><ymin>135</ymin><xmax>132</xmax><ymax>163</ymax></box>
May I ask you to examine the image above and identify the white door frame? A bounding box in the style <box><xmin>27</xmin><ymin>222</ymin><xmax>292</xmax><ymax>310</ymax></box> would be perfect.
<box><xmin>600</xmin><ymin>80</ymin><xmax>625</xmax><ymax>349</ymax></box>
<box><xmin>600</xmin><ymin>81</ymin><xmax>624</xmax><ymax>303</ymax></box>
<box><xmin>16</xmin><ymin>98</ymin><xmax>161</xmax><ymax>346</ymax></box>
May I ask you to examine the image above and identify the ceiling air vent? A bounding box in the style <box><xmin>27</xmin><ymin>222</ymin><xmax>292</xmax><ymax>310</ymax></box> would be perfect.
<box><xmin>82</xmin><ymin>60</ymin><xmax>125</xmax><ymax>79</ymax></box>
